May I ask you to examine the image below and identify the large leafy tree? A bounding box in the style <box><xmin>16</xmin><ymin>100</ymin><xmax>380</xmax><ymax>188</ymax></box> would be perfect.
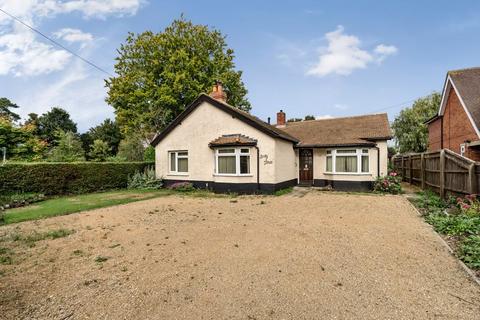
<box><xmin>88</xmin><ymin>139</ymin><xmax>110</xmax><ymax>162</ymax></box>
<box><xmin>0</xmin><ymin>97</ymin><xmax>20</xmax><ymax>122</ymax></box>
<box><xmin>0</xmin><ymin>117</ymin><xmax>47</xmax><ymax>161</ymax></box>
<box><xmin>392</xmin><ymin>92</ymin><xmax>441</xmax><ymax>153</ymax></box>
<box><xmin>37</xmin><ymin>107</ymin><xmax>77</xmax><ymax>145</ymax></box>
<box><xmin>106</xmin><ymin>16</ymin><xmax>250</xmax><ymax>137</ymax></box>
<box><xmin>81</xmin><ymin>119</ymin><xmax>122</xmax><ymax>157</ymax></box>
<box><xmin>48</xmin><ymin>131</ymin><xmax>85</xmax><ymax>162</ymax></box>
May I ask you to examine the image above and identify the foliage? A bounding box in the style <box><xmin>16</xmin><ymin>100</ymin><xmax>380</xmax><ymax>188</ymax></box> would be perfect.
<box><xmin>117</xmin><ymin>134</ymin><xmax>145</xmax><ymax>161</ymax></box>
<box><xmin>0</xmin><ymin>97</ymin><xmax>20</xmax><ymax>122</ymax></box>
<box><xmin>1</xmin><ymin>189</ymin><xmax>162</xmax><ymax>224</ymax></box>
<box><xmin>425</xmin><ymin>214</ymin><xmax>480</xmax><ymax>236</ymax></box>
<box><xmin>304</xmin><ymin>115</ymin><xmax>315</xmax><ymax>120</ymax></box>
<box><xmin>167</xmin><ymin>181</ymin><xmax>195</xmax><ymax>192</ymax></box>
<box><xmin>0</xmin><ymin>117</ymin><xmax>47</xmax><ymax>161</ymax></box>
<box><xmin>455</xmin><ymin>195</ymin><xmax>480</xmax><ymax>217</ymax></box>
<box><xmin>127</xmin><ymin>167</ymin><xmax>163</xmax><ymax>189</ymax></box>
<box><xmin>0</xmin><ymin>193</ymin><xmax>45</xmax><ymax>211</ymax></box>
<box><xmin>392</xmin><ymin>92</ymin><xmax>441</xmax><ymax>153</ymax></box>
<box><xmin>373</xmin><ymin>171</ymin><xmax>402</xmax><ymax>194</ymax></box>
<box><xmin>0</xmin><ymin>161</ymin><xmax>154</xmax><ymax>195</ymax></box>
<box><xmin>414</xmin><ymin>190</ymin><xmax>448</xmax><ymax>214</ymax></box>
<box><xmin>88</xmin><ymin>139</ymin><xmax>110</xmax><ymax>162</ymax></box>
<box><xmin>275</xmin><ymin>187</ymin><xmax>293</xmax><ymax>196</ymax></box>
<box><xmin>459</xmin><ymin>236</ymin><xmax>480</xmax><ymax>268</ymax></box>
<box><xmin>143</xmin><ymin>145</ymin><xmax>155</xmax><ymax>162</ymax></box>
<box><xmin>48</xmin><ymin>131</ymin><xmax>85</xmax><ymax>162</ymax></box>
<box><xmin>81</xmin><ymin>119</ymin><xmax>122</xmax><ymax>158</ymax></box>
<box><xmin>105</xmin><ymin>16</ymin><xmax>250</xmax><ymax>136</ymax></box>
<box><xmin>37</xmin><ymin>107</ymin><xmax>77</xmax><ymax>145</ymax></box>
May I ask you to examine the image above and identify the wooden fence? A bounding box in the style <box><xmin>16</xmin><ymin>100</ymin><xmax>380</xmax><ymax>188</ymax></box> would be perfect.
<box><xmin>392</xmin><ymin>149</ymin><xmax>478</xmax><ymax>198</ymax></box>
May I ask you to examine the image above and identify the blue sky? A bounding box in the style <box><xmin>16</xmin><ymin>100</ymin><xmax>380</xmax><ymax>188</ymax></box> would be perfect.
<box><xmin>0</xmin><ymin>0</ymin><xmax>479</xmax><ymax>132</ymax></box>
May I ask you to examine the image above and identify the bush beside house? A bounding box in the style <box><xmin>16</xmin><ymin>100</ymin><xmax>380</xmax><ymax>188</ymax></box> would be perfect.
<box><xmin>0</xmin><ymin>162</ymin><xmax>154</xmax><ymax>195</ymax></box>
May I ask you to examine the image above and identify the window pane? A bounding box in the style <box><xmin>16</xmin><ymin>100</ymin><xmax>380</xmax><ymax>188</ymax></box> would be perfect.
<box><xmin>362</xmin><ymin>155</ymin><xmax>369</xmax><ymax>172</ymax></box>
<box><xmin>240</xmin><ymin>148</ymin><xmax>249</xmax><ymax>154</ymax></box>
<box><xmin>326</xmin><ymin>156</ymin><xmax>332</xmax><ymax>172</ymax></box>
<box><xmin>170</xmin><ymin>152</ymin><xmax>176</xmax><ymax>171</ymax></box>
<box><xmin>337</xmin><ymin>149</ymin><xmax>356</xmax><ymax>154</ymax></box>
<box><xmin>362</xmin><ymin>149</ymin><xmax>368</xmax><ymax>154</ymax></box>
<box><xmin>178</xmin><ymin>158</ymin><xmax>188</xmax><ymax>172</ymax></box>
<box><xmin>240</xmin><ymin>155</ymin><xmax>250</xmax><ymax>174</ymax></box>
<box><xmin>336</xmin><ymin>156</ymin><xmax>357</xmax><ymax>172</ymax></box>
<box><xmin>326</xmin><ymin>150</ymin><xmax>332</xmax><ymax>154</ymax></box>
<box><xmin>178</xmin><ymin>151</ymin><xmax>188</xmax><ymax>157</ymax></box>
<box><xmin>218</xmin><ymin>149</ymin><xmax>235</xmax><ymax>154</ymax></box>
<box><xmin>218</xmin><ymin>156</ymin><xmax>236</xmax><ymax>174</ymax></box>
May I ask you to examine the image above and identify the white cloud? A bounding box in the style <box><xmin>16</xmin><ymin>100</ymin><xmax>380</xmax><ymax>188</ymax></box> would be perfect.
<box><xmin>316</xmin><ymin>115</ymin><xmax>334</xmax><ymax>120</ymax></box>
<box><xmin>306</xmin><ymin>26</ymin><xmax>397</xmax><ymax>77</ymax></box>
<box><xmin>53</xmin><ymin>28</ymin><xmax>93</xmax><ymax>47</ymax></box>
<box><xmin>333</xmin><ymin>104</ymin><xmax>348</xmax><ymax>110</ymax></box>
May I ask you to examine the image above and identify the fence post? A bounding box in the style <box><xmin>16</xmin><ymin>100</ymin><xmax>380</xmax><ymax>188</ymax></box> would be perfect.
<box><xmin>421</xmin><ymin>153</ymin><xmax>425</xmax><ymax>189</ymax></box>
<box><xmin>409</xmin><ymin>155</ymin><xmax>413</xmax><ymax>184</ymax></box>
<box><xmin>401</xmin><ymin>156</ymin><xmax>406</xmax><ymax>181</ymax></box>
<box><xmin>439</xmin><ymin>150</ymin><xmax>446</xmax><ymax>199</ymax></box>
<box><xmin>468</xmin><ymin>163</ymin><xmax>477</xmax><ymax>194</ymax></box>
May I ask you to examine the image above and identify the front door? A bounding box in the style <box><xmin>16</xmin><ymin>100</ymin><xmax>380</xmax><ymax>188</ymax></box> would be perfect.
<box><xmin>299</xmin><ymin>149</ymin><xmax>313</xmax><ymax>185</ymax></box>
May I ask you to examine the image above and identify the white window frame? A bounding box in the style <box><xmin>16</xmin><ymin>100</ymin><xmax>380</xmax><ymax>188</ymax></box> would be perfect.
<box><xmin>325</xmin><ymin>148</ymin><xmax>370</xmax><ymax>175</ymax></box>
<box><xmin>168</xmin><ymin>150</ymin><xmax>189</xmax><ymax>175</ymax></box>
<box><xmin>214</xmin><ymin>147</ymin><xmax>252</xmax><ymax>176</ymax></box>
<box><xmin>460</xmin><ymin>144</ymin><xmax>466</xmax><ymax>157</ymax></box>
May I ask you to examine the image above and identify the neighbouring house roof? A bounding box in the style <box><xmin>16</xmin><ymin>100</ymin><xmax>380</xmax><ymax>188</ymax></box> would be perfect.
<box><xmin>442</xmin><ymin>67</ymin><xmax>480</xmax><ymax>136</ymax></box>
<box><xmin>278</xmin><ymin>113</ymin><xmax>392</xmax><ymax>147</ymax></box>
<box><xmin>150</xmin><ymin>94</ymin><xmax>299</xmax><ymax>147</ymax></box>
<box><xmin>209</xmin><ymin>134</ymin><xmax>257</xmax><ymax>148</ymax></box>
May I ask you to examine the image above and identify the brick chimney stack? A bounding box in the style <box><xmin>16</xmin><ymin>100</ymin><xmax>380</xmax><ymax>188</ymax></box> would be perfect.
<box><xmin>209</xmin><ymin>81</ymin><xmax>227</xmax><ymax>103</ymax></box>
<box><xmin>276</xmin><ymin>110</ymin><xmax>286</xmax><ymax>127</ymax></box>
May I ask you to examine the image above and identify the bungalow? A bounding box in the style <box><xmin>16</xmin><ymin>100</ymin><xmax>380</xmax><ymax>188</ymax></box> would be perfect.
<box><xmin>151</xmin><ymin>83</ymin><xmax>392</xmax><ymax>193</ymax></box>
<box><xmin>426</xmin><ymin>67</ymin><xmax>480</xmax><ymax>161</ymax></box>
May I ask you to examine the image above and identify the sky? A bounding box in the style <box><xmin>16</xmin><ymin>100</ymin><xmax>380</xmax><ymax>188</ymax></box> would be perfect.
<box><xmin>0</xmin><ymin>0</ymin><xmax>480</xmax><ymax>132</ymax></box>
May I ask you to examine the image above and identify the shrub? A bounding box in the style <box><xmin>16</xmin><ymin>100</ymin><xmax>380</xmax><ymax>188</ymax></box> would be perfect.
<box><xmin>127</xmin><ymin>168</ymin><xmax>163</xmax><ymax>190</ymax></box>
<box><xmin>373</xmin><ymin>171</ymin><xmax>402</xmax><ymax>194</ymax></box>
<box><xmin>459</xmin><ymin>236</ymin><xmax>480</xmax><ymax>269</ymax></box>
<box><xmin>415</xmin><ymin>190</ymin><xmax>448</xmax><ymax>213</ymax></box>
<box><xmin>0</xmin><ymin>192</ymin><xmax>45</xmax><ymax>213</ymax></box>
<box><xmin>455</xmin><ymin>195</ymin><xmax>480</xmax><ymax>217</ymax></box>
<box><xmin>425</xmin><ymin>214</ymin><xmax>480</xmax><ymax>236</ymax></box>
<box><xmin>168</xmin><ymin>182</ymin><xmax>194</xmax><ymax>192</ymax></box>
<box><xmin>0</xmin><ymin>162</ymin><xmax>154</xmax><ymax>195</ymax></box>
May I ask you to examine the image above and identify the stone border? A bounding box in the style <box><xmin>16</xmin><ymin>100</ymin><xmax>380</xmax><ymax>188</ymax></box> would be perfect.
<box><xmin>403</xmin><ymin>197</ymin><xmax>480</xmax><ymax>286</ymax></box>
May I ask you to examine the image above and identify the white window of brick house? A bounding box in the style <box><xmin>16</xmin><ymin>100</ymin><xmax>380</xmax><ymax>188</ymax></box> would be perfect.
<box><xmin>460</xmin><ymin>144</ymin><xmax>466</xmax><ymax>157</ymax></box>
<box><xmin>169</xmin><ymin>151</ymin><xmax>188</xmax><ymax>174</ymax></box>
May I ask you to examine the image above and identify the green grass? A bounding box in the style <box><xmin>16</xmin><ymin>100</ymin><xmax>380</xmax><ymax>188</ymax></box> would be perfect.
<box><xmin>1</xmin><ymin>189</ymin><xmax>175</xmax><ymax>225</ymax></box>
<box><xmin>274</xmin><ymin>187</ymin><xmax>293</xmax><ymax>196</ymax></box>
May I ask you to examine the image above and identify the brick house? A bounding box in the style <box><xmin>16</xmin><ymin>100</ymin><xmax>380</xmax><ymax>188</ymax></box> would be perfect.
<box><xmin>426</xmin><ymin>68</ymin><xmax>480</xmax><ymax>161</ymax></box>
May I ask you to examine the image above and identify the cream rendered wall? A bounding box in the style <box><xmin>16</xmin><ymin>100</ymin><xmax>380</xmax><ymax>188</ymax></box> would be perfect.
<box><xmin>310</xmin><ymin>141</ymin><xmax>389</xmax><ymax>182</ymax></box>
<box><xmin>274</xmin><ymin>139</ymin><xmax>297</xmax><ymax>183</ymax></box>
<box><xmin>155</xmin><ymin>101</ymin><xmax>295</xmax><ymax>184</ymax></box>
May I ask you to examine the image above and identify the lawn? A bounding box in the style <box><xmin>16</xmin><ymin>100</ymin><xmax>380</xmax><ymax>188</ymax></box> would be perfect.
<box><xmin>1</xmin><ymin>189</ymin><xmax>176</xmax><ymax>225</ymax></box>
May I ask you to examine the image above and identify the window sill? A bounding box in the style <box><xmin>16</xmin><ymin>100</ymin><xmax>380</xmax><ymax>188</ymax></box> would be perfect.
<box><xmin>167</xmin><ymin>173</ymin><xmax>189</xmax><ymax>176</ymax></box>
<box><xmin>213</xmin><ymin>174</ymin><xmax>253</xmax><ymax>177</ymax></box>
<box><xmin>324</xmin><ymin>172</ymin><xmax>372</xmax><ymax>176</ymax></box>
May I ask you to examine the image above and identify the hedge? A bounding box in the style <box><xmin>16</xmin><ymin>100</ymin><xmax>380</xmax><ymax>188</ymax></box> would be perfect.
<box><xmin>0</xmin><ymin>162</ymin><xmax>154</xmax><ymax>195</ymax></box>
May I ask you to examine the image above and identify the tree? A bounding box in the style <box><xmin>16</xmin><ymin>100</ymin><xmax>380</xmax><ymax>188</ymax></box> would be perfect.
<box><xmin>0</xmin><ymin>97</ymin><xmax>21</xmax><ymax>122</ymax></box>
<box><xmin>82</xmin><ymin>119</ymin><xmax>122</xmax><ymax>157</ymax></box>
<box><xmin>37</xmin><ymin>107</ymin><xmax>77</xmax><ymax>145</ymax></box>
<box><xmin>0</xmin><ymin>117</ymin><xmax>47</xmax><ymax>161</ymax></box>
<box><xmin>106</xmin><ymin>16</ymin><xmax>250</xmax><ymax>137</ymax></box>
<box><xmin>304</xmin><ymin>115</ymin><xmax>316</xmax><ymax>121</ymax></box>
<box><xmin>48</xmin><ymin>131</ymin><xmax>85</xmax><ymax>162</ymax></box>
<box><xmin>392</xmin><ymin>92</ymin><xmax>441</xmax><ymax>153</ymax></box>
<box><xmin>88</xmin><ymin>139</ymin><xmax>110</xmax><ymax>162</ymax></box>
<box><xmin>287</xmin><ymin>118</ymin><xmax>303</xmax><ymax>122</ymax></box>
<box><xmin>117</xmin><ymin>135</ymin><xmax>144</xmax><ymax>161</ymax></box>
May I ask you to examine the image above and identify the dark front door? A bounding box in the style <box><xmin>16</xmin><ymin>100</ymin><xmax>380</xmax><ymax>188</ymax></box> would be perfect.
<box><xmin>299</xmin><ymin>149</ymin><xmax>313</xmax><ymax>185</ymax></box>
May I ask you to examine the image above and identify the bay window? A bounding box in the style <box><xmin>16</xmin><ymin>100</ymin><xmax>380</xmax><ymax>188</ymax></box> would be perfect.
<box><xmin>326</xmin><ymin>149</ymin><xmax>369</xmax><ymax>174</ymax></box>
<box><xmin>169</xmin><ymin>151</ymin><xmax>188</xmax><ymax>173</ymax></box>
<box><xmin>216</xmin><ymin>148</ymin><xmax>251</xmax><ymax>175</ymax></box>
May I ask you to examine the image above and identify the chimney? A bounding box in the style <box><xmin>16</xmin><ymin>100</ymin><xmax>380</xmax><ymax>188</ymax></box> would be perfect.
<box><xmin>209</xmin><ymin>81</ymin><xmax>227</xmax><ymax>103</ymax></box>
<box><xmin>267</xmin><ymin>117</ymin><xmax>271</xmax><ymax>125</ymax></box>
<box><xmin>276</xmin><ymin>109</ymin><xmax>286</xmax><ymax>127</ymax></box>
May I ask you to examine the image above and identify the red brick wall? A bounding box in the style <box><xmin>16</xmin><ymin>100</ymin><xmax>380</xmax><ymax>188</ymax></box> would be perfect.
<box><xmin>427</xmin><ymin>88</ymin><xmax>479</xmax><ymax>158</ymax></box>
<box><xmin>428</xmin><ymin>118</ymin><xmax>442</xmax><ymax>151</ymax></box>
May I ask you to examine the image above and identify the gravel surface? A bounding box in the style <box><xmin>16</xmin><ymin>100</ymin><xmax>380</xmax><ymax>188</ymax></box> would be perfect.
<box><xmin>0</xmin><ymin>191</ymin><xmax>479</xmax><ymax>319</ymax></box>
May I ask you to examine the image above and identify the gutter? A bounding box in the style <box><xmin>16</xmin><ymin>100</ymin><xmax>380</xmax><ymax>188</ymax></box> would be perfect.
<box><xmin>374</xmin><ymin>144</ymin><xmax>380</xmax><ymax>177</ymax></box>
<box><xmin>254</xmin><ymin>146</ymin><xmax>260</xmax><ymax>191</ymax></box>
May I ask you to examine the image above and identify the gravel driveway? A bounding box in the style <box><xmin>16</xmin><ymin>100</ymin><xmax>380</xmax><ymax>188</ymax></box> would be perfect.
<box><xmin>1</xmin><ymin>191</ymin><xmax>479</xmax><ymax>319</ymax></box>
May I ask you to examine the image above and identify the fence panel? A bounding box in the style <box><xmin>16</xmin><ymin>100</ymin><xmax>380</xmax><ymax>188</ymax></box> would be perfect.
<box><xmin>392</xmin><ymin>149</ymin><xmax>478</xmax><ymax>198</ymax></box>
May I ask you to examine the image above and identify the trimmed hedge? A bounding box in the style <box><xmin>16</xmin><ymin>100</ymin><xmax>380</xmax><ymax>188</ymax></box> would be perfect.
<box><xmin>0</xmin><ymin>162</ymin><xmax>154</xmax><ymax>195</ymax></box>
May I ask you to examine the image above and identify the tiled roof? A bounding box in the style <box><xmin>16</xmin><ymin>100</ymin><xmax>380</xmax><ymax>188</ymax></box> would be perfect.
<box><xmin>278</xmin><ymin>113</ymin><xmax>392</xmax><ymax>147</ymax></box>
<box><xmin>448</xmin><ymin>67</ymin><xmax>480</xmax><ymax>131</ymax></box>
<box><xmin>209</xmin><ymin>134</ymin><xmax>257</xmax><ymax>147</ymax></box>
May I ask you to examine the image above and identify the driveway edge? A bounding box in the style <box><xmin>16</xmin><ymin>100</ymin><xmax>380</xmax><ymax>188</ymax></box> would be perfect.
<box><xmin>402</xmin><ymin>197</ymin><xmax>480</xmax><ymax>286</ymax></box>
